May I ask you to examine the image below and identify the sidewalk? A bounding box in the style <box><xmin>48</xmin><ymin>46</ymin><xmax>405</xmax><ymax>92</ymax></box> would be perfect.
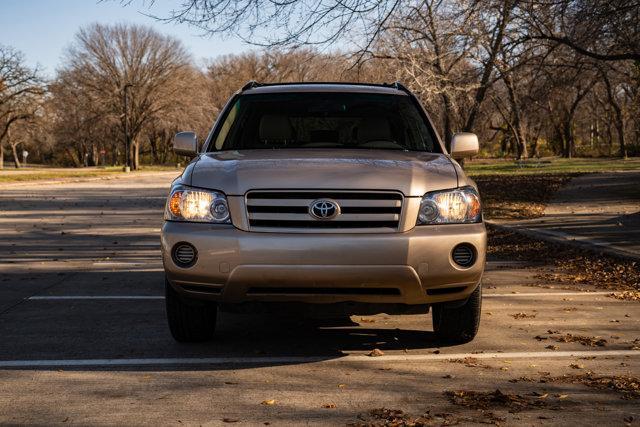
<box><xmin>490</xmin><ymin>171</ymin><xmax>640</xmax><ymax>260</ymax></box>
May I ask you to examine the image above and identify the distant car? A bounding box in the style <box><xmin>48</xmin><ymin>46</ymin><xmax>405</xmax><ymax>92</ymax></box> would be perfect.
<box><xmin>162</xmin><ymin>82</ymin><xmax>486</xmax><ymax>343</ymax></box>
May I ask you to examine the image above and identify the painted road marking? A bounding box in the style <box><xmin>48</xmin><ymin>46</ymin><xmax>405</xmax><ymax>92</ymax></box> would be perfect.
<box><xmin>28</xmin><ymin>296</ymin><xmax>164</xmax><ymax>300</ymax></box>
<box><xmin>485</xmin><ymin>291</ymin><xmax>613</xmax><ymax>297</ymax></box>
<box><xmin>92</xmin><ymin>262</ymin><xmax>146</xmax><ymax>266</ymax></box>
<box><xmin>27</xmin><ymin>291</ymin><xmax>616</xmax><ymax>301</ymax></box>
<box><xmin>0</xmin><ymin>350</ymin><xmax>638</xmax><ymax>368</ymax></box>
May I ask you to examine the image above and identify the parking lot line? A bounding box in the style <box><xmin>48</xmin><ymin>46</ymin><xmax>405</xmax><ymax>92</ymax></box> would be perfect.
<box><xmin>27</xmin><ymin>296</ymin><xmax>164</xmax><ymax>300</ymax></box>
<box><xmin>26</xmin><ymin>291</ymin><xmax>614</xmax><ymax>301</ymax></box>
<box><xmin>91</xmin><ymin>262</ymin><xmax>147</xmax><ymax>266</ymax></box>
<box><xmin>0</xmin><ymin>350</ymin><xmax>638</xmax><ymax>368</ymax></box>
<box><xmin>485</xmin><ymin>291</ymin><xmax>613</xmax><ymax>297</ymax></box>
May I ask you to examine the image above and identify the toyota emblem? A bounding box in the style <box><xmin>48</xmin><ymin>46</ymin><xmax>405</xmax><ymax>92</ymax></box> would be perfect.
<box><xmin>309</xmin><ymin>199</ymin><xmax>340</xmax><ymax>220</ymax></box>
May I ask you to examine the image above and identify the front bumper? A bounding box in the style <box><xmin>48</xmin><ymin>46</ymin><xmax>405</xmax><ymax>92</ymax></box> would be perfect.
<box><xmin>161</xmin><ymin>221</ymin><xmax>486</xmax><ymax>305</ymax></box>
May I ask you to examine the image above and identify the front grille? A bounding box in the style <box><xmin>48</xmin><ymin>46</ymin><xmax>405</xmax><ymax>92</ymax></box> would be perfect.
<box><xmin>246</xmin><ymin>190</ymin><xmax>403</xmax><ymax>232</ymax></box>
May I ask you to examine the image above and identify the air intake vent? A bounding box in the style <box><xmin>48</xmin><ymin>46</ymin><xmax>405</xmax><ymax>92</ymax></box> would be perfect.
<box><xmin>172</xmin><ymin>243</ymin><xmax>197</xmax><ymax>267</ymax></box>
<box><xmin>452</xmin><ymin>244</ymin><xmax>475</xmax><ymax>268</ymax></box>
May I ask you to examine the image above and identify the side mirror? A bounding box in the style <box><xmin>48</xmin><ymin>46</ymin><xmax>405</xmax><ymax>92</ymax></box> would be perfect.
<box><xmin>450</xmin><ymin>132</ymin><xmax>479</xmax><ymax>159</ymax></box>
<box><xmin>173</xmin><ymin>131</ymin><xmax>198</xmax><ymax>157</ymax></box>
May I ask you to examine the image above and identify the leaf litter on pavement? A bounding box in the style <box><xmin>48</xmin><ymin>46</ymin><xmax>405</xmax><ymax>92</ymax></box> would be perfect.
<box><xmin>475</xmin><ymin>174</ymin><xmax>574</xmax><ymax>220</ymax></box>
<box><xmin>488</xmin><ymin>226</ymin><xmax>640</xmax><ymax>293</ymax></box>
<box><xmin>535</xmin><ymin>331</ymin><xmax>608</xmax><ymax>347</ymax></box>
<box><xmin>350</xmin><ymin>407</ymin><xmax>506</xmax><ymax>426</ymax></box>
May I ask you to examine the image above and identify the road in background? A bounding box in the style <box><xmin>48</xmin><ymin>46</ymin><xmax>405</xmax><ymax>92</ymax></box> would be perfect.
<box><xmin>491</xmin><ymin>171</ymin><xmax>640</xmax><ymax>260</ymax></box>
<box><xmin>1</xmin><ymin>174</ymin><xmax>639</xmax><ymax>425</ymax></box>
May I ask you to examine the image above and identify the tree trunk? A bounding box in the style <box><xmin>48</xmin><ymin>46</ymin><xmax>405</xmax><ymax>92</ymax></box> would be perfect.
<box><xmin>0</xmin><ymin>143</ymin><xmax>3</xmax><ymax>169</ymax></box>
<box><xmin>11</xmin><ymin>143</ymin><xmax>22</xmax><ymax>168</ymax></box>
<box><xmin>91</xmin><ymin>144</ymin><xmax>99</xmax><ymax>166</ymax></box>
<box><xmin>65</xmin><ymin>147</ymin><xmax>82</xmax><ymax>167</ymax></box>
<box><xmin>615</xmin><ymin>119</ymin><xmax>627</xmax><ymax>159</ymax></box>
<box><xmin>504</xmin><ymin>74</ymin><xmax>528</xmax><ymax>159</ymax></box>
<box><xmin>131</xmin><ymin>139</ymin><xmax>140</xmax><ymax>170</ymax></box>
<box><xmin>149</xmin><ymin>136</ymin><xmax>160</xmax><ymax>164</ymax></box>
<box><xmin>606</xmin><ymin>113</ymin><xmax>614</xmax><ymax>156</ymax></box>
<box><xmin>441</xmin><ymin>93</ymin><xmax>454</xmax><ymax>150</ymax></box>
<box><xmin>562</xmin><ymin>121</ymin><xmax>574</xmax><ymax>158</ymax></box>
<box><xmin>603</xmin><ymin>74</ymin><xmax>627</xmax><ymax>158</ymax></box>
<box><xmin>464</xmin><ymin>0</ymin><xmax>514</xmax><ymax>132</ymax></box>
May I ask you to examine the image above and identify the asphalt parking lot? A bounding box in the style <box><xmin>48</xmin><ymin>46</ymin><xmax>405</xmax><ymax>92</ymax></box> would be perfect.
<box><xmin>1</xmin><ymin>173</ymin><xmax>639</xmax><ymax>425</ymax></box>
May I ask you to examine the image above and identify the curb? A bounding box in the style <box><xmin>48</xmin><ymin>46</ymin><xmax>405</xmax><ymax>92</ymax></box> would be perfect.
<box><xmin>487</xmin><ymin>220</ymin><xmax>640</xmax><ymax>262</ymax></box>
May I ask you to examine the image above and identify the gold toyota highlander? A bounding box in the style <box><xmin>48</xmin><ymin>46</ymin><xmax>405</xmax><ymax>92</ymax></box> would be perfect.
<box><xmin>162</xmin><ymin>82</ymin><xmax>486</xmax><ymax>343</ymax></box>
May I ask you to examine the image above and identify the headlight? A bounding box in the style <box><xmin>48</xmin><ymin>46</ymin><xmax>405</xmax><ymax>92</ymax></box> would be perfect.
<box><xmin>164</xmin><ymin>186</ymin><xmax>231</xmax><ymax>223</ymax></box>
<box><xmin>417</xmin><ymin>186</ymin><xmax>481</xmax><ymax>225</ymax></box>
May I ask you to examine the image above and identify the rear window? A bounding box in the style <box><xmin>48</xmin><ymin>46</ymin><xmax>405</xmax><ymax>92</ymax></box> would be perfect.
<box><xmin>209</xmin><ymin>92</ymin><xmax>440</xmax><ymax>152</ymax></box>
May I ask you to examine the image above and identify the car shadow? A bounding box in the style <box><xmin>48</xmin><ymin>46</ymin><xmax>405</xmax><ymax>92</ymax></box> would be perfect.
<box><xmin>0</xmin><ymin>269</ymin><xmax>449</xmax><ymax>372</ymax></box>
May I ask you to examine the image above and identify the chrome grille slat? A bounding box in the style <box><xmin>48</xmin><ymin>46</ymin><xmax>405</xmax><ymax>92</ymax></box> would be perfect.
<box><xmin>246</xmin><ymin>190</ymin><xmax>403</xmax><ymax>232</ymax></box>
<box><xmin>247</xmin><ymin>198</ymin><xmax>402</xmax><ymax>207</ymax></box>
<box><xmin>248</xmin><ymin>212</ymin><xmax>400</xmax><ymax>221</ymax></box>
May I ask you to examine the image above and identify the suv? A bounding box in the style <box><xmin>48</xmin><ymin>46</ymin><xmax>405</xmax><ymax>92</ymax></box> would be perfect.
<box><xmin>162</xmin><ymin>82</ymin><xmax>486</xmax><ymax>344</ymax></box>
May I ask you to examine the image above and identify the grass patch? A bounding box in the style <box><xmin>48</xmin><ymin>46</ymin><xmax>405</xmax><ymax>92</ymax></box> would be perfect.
<box><xmin>466</xmin><ymin>157</ymin><xmax>640</xmax><ymax>176</ymax></box>
<box><xmin>0</xmin><ymin>166</ymin><xmax>178</xmax><ymax>183</ymax></box>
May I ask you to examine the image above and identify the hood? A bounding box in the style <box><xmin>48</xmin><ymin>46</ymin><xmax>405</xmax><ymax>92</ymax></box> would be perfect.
<box><xmin>189</xmin><ymin>149</ymin><xmax>458</xmax><ymax>197</ymax></box>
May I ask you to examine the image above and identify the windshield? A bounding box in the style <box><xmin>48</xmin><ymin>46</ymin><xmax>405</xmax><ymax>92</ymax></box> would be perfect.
<box><xmin>209</xmin><ymin>92</ymin><xmax>440</xmax><ymax>152</ymax></box>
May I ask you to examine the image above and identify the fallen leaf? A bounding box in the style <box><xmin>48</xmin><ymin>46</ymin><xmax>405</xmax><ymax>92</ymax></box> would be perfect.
<box><xmin>368</xmin><ymin>348</ymin><xmax>385</xmax><ymax>357</ymax></box>
<box><xmin>261</xmin><ymin>399</ymin><xmax>276</xmax><ymax>406</ymax></box>
<box><xmin>511</xmin><ymin>312</ymin><xmax>536</xmax><ymax>319</ymax></box>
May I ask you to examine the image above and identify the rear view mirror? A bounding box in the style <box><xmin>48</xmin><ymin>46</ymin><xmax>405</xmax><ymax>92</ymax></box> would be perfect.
<box><xmin>450</xmin><ymin>133</ymin><xmax>479</xmax><ymax>159</ymax></box>
<box><xmin>173</xmin><ymin>131</ymin><xmax>198</xmax><ymax>157</ymax></box>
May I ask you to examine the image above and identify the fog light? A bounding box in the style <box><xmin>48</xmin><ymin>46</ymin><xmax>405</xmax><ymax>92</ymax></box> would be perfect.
<box><xmin>452</xmin><ymin>244</ymin><xmax>475</xmax><ymax>267</ymax></box>
<box><xmin>172</xmin><ymin>242</ymin><xmax>197</xmax><ymax>267</ymax></box>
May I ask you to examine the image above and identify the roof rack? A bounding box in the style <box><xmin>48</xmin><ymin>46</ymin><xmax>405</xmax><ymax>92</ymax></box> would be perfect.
<box><xmin>384</xmin><ymin>81</ymin><xmax>409</xmax><ymax>93</ymax></box>
<box><xmin>241</xmin><ymin>80</ymin><xmax>261</xmax><ymax>91</ymax></box>
<box><xmin>240</xmin><ymin>81</ymin><xmax>408</xmax><ymax>91</ymax></box>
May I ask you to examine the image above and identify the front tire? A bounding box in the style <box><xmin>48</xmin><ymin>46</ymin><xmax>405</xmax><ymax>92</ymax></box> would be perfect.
<box><xmin>165</xmin><ymin>278</ymin><xmax>217</xmax><ymax>342</ymax></box>
<box><xmin>432</xmin><ymin>284</ymin><xmax>481</xmax><ymax>344</ymax></box>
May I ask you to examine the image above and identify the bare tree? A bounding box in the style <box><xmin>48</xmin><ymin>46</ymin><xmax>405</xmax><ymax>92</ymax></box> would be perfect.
<box><xmin>520</xmin><ymin>0</ymin><xmax>640</xmax><ymax>62</ymax></box>
<box><xmin>0</xmin><ymin>45</ymin><xmax>44</xmax><ymax>168</ymax></box>
<box><xmin>140</xmin><ymin>0</ymin><xmax>401</xmax><ymax>55</ymax></box>
<box><xmin>60</xmin><ymin>24</ymin><xmax>191</xmax><ymax>169</ymax></box>
<box><xmin>144</xmin><ymin>66</ymin><xmax>214</xmax><ymax>164</ymax></box>
<box><xmin>371</xmin><ymin>0</ymin><xmax>479</xmax><ymax>143</ymax></box>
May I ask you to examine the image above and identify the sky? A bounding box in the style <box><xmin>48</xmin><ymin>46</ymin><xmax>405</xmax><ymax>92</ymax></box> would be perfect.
<box><xmin>0</xmin><ymin>0</ymin><xmax>251</xmax><ymax>77</ymax></box>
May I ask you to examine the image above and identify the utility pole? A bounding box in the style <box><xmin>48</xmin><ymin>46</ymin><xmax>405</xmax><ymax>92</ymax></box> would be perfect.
<box><xmin>123</xmin><ymin>83</ymin><xmax>133</xmax><ymax>172</ymax></box>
